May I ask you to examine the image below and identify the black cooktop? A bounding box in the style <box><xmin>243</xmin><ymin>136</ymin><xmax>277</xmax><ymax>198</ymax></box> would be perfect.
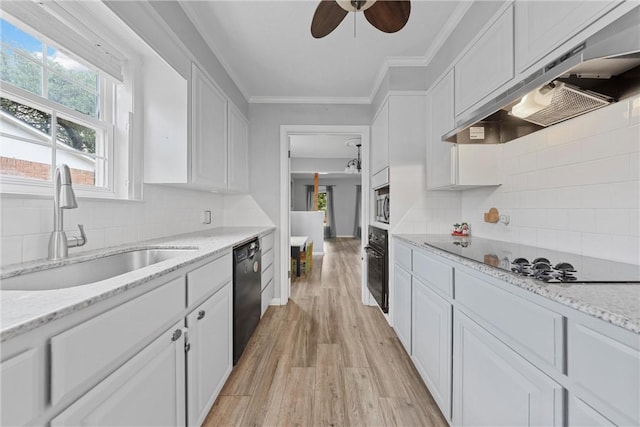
<box><xmin>422</xmin><ymin>235</ymin><xmax>640</xmax><ymax>284</ymax></box>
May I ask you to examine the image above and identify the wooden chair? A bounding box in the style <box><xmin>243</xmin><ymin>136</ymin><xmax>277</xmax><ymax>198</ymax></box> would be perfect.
<box><xmin>300</xmin><ymin>240</ymin><xmax>313</xmax><ymax>275</ymax></box>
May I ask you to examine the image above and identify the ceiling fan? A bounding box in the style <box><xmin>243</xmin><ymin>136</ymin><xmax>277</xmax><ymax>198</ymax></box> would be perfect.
<box><xmin>311</xmin><ymin>0</ymin><xmax>411</xmax><ymax>39</ymax></box>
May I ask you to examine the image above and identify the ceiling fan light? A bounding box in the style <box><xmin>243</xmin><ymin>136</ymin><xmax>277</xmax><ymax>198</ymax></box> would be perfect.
<box><xmin>336</xmin><ymin>0</ymin><xmax>377</xmax><ymax>13</ymax></box>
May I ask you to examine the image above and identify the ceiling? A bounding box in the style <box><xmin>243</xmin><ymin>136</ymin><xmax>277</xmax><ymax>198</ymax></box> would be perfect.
<box><xmin>179</xmin><ymin>0</ymin><xmax>467</xmax><ymax>103</ymax></box>
<box><xmin>290</xmin><ymin>134</ymin><xmax>360</xmax><ymax>158</ymax></box>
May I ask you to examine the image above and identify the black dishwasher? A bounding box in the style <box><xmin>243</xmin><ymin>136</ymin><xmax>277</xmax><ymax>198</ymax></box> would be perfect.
<box><xmin>233</xmin><ymin>238</ymin><xmax>261</xmax><ymax>364</ymax></box>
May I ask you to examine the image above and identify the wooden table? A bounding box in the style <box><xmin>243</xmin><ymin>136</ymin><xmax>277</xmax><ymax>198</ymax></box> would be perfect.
<box><xmin>290</xmin><ymin>236</ymin><xmax>309</xmax><ymax>277</ymax></box>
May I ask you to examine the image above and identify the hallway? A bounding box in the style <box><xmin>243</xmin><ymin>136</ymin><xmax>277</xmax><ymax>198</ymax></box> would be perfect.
<box><xmin>203</xmin><ymin>238</ymin><xmax>447</xmax><ymax>426</ymax></box>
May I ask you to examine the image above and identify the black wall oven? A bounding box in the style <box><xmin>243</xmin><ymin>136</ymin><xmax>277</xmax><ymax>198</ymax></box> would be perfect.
<box><xmin>365</xmin><ymin>226</ymin><xmax>388</xmax><ymax>313</ymax></box>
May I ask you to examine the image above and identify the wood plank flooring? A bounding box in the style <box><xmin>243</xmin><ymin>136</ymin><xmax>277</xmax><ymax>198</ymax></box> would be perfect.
<box><xmin>203</xmin><ymin>238</ymin><xmax>447</xmax><ymax>427</ymax></box>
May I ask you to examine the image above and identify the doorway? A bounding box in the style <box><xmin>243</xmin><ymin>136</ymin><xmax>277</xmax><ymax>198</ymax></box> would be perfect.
<box><xmin>279</xmin><ymin>125</ymin><xmax>370</xmax><ymax>305</ymax></box>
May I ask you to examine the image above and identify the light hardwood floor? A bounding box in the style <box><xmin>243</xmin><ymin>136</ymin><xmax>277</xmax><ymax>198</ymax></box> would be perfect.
<box><xmin>203</xmin><ymin>238</ymin><xmax>447</xmax><ymax>427</ymax></box>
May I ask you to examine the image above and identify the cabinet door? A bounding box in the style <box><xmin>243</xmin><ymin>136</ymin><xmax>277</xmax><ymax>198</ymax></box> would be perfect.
<box><xmin>1</xmin><ymin>348</ymin><xmax>41</xmax><ymax>426</ymax></box>
<box><xmin>228</xmin><ymin>104</ymin><xmax>249</xmax><ymax>193</ymax></box>
<box><xmin>412</xmin><ymin>277</ymin><xmax>452</xmax><ymax>421</ymax></box>
<box><xmin>186</xmin><ymin>283</ymin><xmax>232</xmax><ymax>426</ymax></box>
<box><xmin>427</xmin><ymin>70</ymin><xmax>455</xmax><ymax>189</ymax></box>
<box><xmin>392</xmin><ymin>265</ymin><xmax>412</xmax><ymax>354</ymax></box>
<box><xmin>455</xmin><ymin>6</ymin><xmax>514</xmax><ymax>116</ymax></box>
<box><xmin>51</xmin><ymin>323</ymin><xmax>186</xmax><ymax>427</ymax></box>
<box><xmin>453</xmin><ymin>311</ymin><xmax>563</xmax><ymax>427</ymax></box>
<box><xmin>371</xmin><ymin>101</ymin><xmax>389</xmax><ymax>175</ymax></box>
<box><xmin>191</xmin><ymin>63</ymin><xmax>227</xmax><ymax>188</ymax></box>
<box><xmin>569</xmin><ymin>395</ymin><xmax>615</xmax><ymax>427</ymax></box>
<box><xmin>515</xmin><ymin>1</ymin><xmax>618</xmax><ymax>73</ymax></box>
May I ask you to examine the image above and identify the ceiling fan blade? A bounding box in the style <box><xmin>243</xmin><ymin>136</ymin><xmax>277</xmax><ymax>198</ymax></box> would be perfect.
<box><xmin>311</xmin><ymin>0</ymin><xmax>348</xmax><ymax>38</ymax></box>
<box><xmin>363</xmin><ymin>0</ymin><xmax>411</xmax><ymax>33</ymax></box>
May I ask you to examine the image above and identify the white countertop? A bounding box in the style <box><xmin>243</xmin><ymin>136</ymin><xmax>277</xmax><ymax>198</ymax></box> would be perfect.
<box><xmin>395</xmin><ymin>234</ymin><xmax>640</xmax><ymax>334</ymax></box>
<box><xmin>0</xmin><ymin>226</ymin><xmax>274</xmax><ymax>342</ymax></box>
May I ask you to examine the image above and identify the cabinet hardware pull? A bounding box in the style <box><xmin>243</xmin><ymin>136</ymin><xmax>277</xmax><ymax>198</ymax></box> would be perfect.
<box><xmin>197</xmin><ymin>310</ymin><xmax>206</xmax><ymax>320</ymax></box>
<box><xmin>171</xmin><ymin>329</ymin><xmax>182</xmax><ymax>342</ymax></box>
<box><xmin>185</xmin><ymin>342</ymin><xmax>191</xmax><ymax>352</ymax></box>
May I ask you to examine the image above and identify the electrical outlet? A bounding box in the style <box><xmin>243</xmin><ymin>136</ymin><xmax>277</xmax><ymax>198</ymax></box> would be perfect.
<box><xmin>202</xmin><ymin>210</ymin><xmax>212</xmax><ymax>225</ymax></box>
<box><xmin>499</xmin><ymin>214</ymin><xmax>510</xmax><ymax>225</ymax></box>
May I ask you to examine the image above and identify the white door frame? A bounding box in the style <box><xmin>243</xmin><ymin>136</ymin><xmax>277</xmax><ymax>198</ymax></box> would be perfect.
<box><xmin>279</xmin><ymin>125</ymin><xmax>370</xmax><ymax>305</ymax></box>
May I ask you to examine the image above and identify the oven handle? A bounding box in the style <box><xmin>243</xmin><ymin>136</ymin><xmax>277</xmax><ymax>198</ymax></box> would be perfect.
<box><xmin>365</xmin><ymin>246</ymin><xmax>384</xmax><ymax>258</ymax></box>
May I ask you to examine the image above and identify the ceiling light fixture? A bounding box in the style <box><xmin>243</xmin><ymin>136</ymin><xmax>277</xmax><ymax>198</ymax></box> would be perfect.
<box><xmin>345</xmin><ymin>138</ymin><xmax>362</xmax><ymax>173</ymax></box>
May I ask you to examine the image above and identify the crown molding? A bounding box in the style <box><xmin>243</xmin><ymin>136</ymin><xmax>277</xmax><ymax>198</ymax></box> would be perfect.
<box><xmin>179</xmin><ymin>1</ymin><xmax>252</xmax><ymax>102</ymax></box>
<box><xmin>249</xmin><ymin>96</ymin><xmax>371</xmax><ymax>105</ymax></box>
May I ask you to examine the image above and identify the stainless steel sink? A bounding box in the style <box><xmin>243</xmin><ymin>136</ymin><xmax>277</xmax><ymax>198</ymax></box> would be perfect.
<box><xmin>0</xmin><ymin>248</ymin><xmax>198</xmax><ymax>291</ymax></box>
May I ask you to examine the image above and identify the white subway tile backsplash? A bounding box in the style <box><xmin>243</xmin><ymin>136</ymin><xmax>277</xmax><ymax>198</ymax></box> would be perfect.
<box><xmin>2</xmin><ymin>208</ymin><xmax>41</xmax><ymax>237</ymax></box>
<box><xmin>22</xmin><ymin>233</ymin><xmax>49</xmax><ymax>262</ymax></box>
<box><xmin>1</xmin><ymin>236</ymin><xmax>22</xmax><ymax>266</ymax></box>
<box><xmin>460</xmin><ymin>100</ymin><xmax>639</xmax><ymax>264</ymax></box>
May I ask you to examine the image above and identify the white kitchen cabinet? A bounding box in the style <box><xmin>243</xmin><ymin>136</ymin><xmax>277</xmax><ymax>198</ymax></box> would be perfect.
<box><xmin>412</xmin><ymin>276</ymin><xmax>452</xmax><ymax>421</ymax></box>
<box><xmin>51</xmin><ymin>322</ymin><xmax>187</xmax><ymax>427</ymax></box>
<box><xmin>186</xmin><ymin>282</ymin><xmax>232</xmax><ymax>426</ymax></box>
<box><xmin>144</xmin><ymin>57</ymin><xmax>248</xmax><ymax>193</ymax></box>
<box><xmin>453</xmin><ymin>310</ymin><xmax>563</xmax><ymax>427</ymax></box>
<box><xmin>191</xmin><ymin>62</ymin><xmax>228</xmax><ymax>189</ymax></box>
<box><xmin>228</xmin><ymin>102</ymin><xmax>249</xmax><ymax>193</ymax></box>
<box><xmin>427</xmin><ymin>70</ymin><xmax>502</xmax><ymax>190</ymax></box>
<box><xmin>455</xmin><ymin>5</ymin><xmax>514</xmax><ymax>117</ymax></box>
<box><xmin>392</xmin><ymin>264</ymin><xmax>412</xmax><ymax>354</ymax></box>
<box><xmin>569</xmin><ymin>395</ymin><xmax>615</xmax><ymax>426</ymax></box>
<box><xmin>261</xmin><ymin>231</ymin><xmax>275</xmax><ymax>315</ymax></box>
<box><xmin>371</xmin><ymin>100</ymin><xmax>389</xmax><ymax>176</ymax></box>
<box><xmin>515</xmin><ymin>1</ymin><xmax>619</xmax><ymax>73</ymax></box>
<box><xmin>0</xmin><ymin>348</ymin><xmax>41</xmax><ymax>426</ymax></box>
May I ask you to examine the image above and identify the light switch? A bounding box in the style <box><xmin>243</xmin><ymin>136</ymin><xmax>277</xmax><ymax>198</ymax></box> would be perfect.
<box><xmin>202</xmin><ymin>210</ymin><xmax>212</xmax><ymax>224</ymax></box>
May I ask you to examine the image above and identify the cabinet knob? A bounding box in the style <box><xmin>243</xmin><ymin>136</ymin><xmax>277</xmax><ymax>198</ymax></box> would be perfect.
<box><xmin>171</xmin><ymin>329</ymin><xmax>182</xmax><ymax>342</ymax></box>
<box><xmin>197</xmin><ymin>310</ymin><xmax>206</xmax><ymax>320</ymax></box>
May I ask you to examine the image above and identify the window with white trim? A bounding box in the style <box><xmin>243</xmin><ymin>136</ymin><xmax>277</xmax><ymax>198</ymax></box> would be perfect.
<box><xmin>0</xmin><ymin>10</ymin><xmax>130</xmax><ymax>197</ymax></box>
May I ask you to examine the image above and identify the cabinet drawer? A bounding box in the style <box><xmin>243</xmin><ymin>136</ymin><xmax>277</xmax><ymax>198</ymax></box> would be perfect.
<box><xmin>261</xmin><ymin>263</ymin><xmax>274</xmax><ymax>292</ymax></box>
<box><xmin>455</xmin><ymin>270</ymin><xmax>564</xmax><ymax>369</ymax></box>
<box><xmin>568</xmin><ymin>321</ymin><xmax>640</xmax><ymax>425</ymax></box>
<box><xmin>394</xmin><ymin>241</ymin><xmax>412</xmax><ymax>271</ymax></box>
<box><xmin>50</xmin><ymin>277</ymin><xmax>185</xmax><ymax>404</ymax></box>
<box><xmin>261</xmin><ymin>233</ymin><xmax>274</xmax><ymax>253</ymax></box>
<box><xmin>412</xmin><ymin>250</ymin><xmax>453</xmax><ymax>297</ymax></box>
<box><xmin>262</xmin><ymin>248</ymin><xmax>274</xmax><ymax>270</ymax></box>
<box><xmin>187</xmin><ymin>253</ymin><xmax>232</xmax><ymax>306</ymax></box>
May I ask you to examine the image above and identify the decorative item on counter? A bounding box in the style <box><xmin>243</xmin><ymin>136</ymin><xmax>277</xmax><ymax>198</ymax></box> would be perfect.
<box><xmin>484</xmin><ymin>254</ymin><xmax>499</xmax><ymax>267</ymax></box>
<box><xmin>452</xmin><ymin>222</ymin><xmax>470</xmax><ymax>236</ymax></box>
<box><xmin>484</xmin><ymin>207</ymin><xmax>500</xmax><ymax>223</ymax></box>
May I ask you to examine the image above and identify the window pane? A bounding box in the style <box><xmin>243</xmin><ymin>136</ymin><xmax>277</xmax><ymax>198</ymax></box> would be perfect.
<box><xmin>0</xmin><ymin>46</ymin><xmax>42</xmax><ymax>95</ymax></box>
<box><xmin>0</xmin><ymin>19</ymin><xmax>43</xmax><ymax>61</ymax></box>
<box><xmin>1</xmin><ymin>97</ymin><xmax>51</xmax><ymax>136</ymax></box>
<box><xmin>48</xmin><ymin>72</ymin><xmax>98</xmax><ymax>117</ymax></box>
<box><xmin>56</xmin><ymin>117</ymin><xmax>95</xmax><ymax>154</ymax></box>
<box><xmin>0</xmin><ymin>136</ymin><xmax>51</xmax><ymax>181</ymax></box>
<box><xmin>47</xmin><ymin>47</ymin><xmax>98</xmax><ymax>91</ymax></box>
<box><xmin>56</xmin><ymin>148</ymin><xmax>98</xmax><ymax>187</ymax></box>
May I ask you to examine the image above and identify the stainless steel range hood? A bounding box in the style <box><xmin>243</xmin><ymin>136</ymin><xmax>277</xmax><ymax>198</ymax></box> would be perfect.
<box><xmin>445</xmin><ymin>7</ymin><xmax>640</xmax><ymax>144</ymax></box>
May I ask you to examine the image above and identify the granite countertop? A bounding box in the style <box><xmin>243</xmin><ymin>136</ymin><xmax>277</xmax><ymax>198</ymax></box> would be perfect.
<box><xmin>0</xmin><ymin>226</ymin><xmax>275</xmax><ymax>342</ymax></box>
<box><xmin>395</xmin><ymin>234</ymin><xmax>640</xmax><ymax>334</ymax></box>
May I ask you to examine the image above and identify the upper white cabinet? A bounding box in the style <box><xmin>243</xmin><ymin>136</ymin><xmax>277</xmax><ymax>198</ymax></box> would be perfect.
<box><xmin>144</xmin><ymin>58</ymin><xmax>248</xmax><ymax>193</ymax></box>
<box><xmin>427</xmin><ymin>71</ymin><xmax>502</xmax><ymax>190</ymax></box>
<box><xmin>455</xmin><ymin>5</ymin><xmax>514</xmax><ymax>117</ymax></box>
<box><xmin>371</xmin><ymin>100</ymin><xmax>389</xmax><ymax>176</ymax></box>
<box><xmin>191</xmin><ymin>63</ymin><xmax>228</xmax><ymax>189</ymax></box>
<box><xmin>227</xmin><ymin>103</ymin><xmax>249</xmax><ymax>193</ymax></box>
<box><xmin>427</xmin><ymin>71</ymin><xmax>455</xmax><ymax>190</ymax></box>
<box><xmin>515</xmin><ymin>1</ymin><xmax>619</xmax><ymax>73</ymax></box>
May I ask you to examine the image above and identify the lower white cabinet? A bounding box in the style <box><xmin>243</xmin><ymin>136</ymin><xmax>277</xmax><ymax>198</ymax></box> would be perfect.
<box><xmin>51</xmin><ymin>322</ymin><xmax>187</xmax><ymax>426</ymax></box>
<box><xmin>569</xmin><ymin>395</ymin><xmax>615</xmax><ymax>426</ymax></box>
<box><xmin>453</xmin><ymin>310</ymin><xmax>563</xmax><ymax>427</ymax></box>
<box><xmin>0</xmin><ymin>348</ymin><xmax>40</xmax><ymax>426</ymax></box>
<box><xmin>392</xmin><ymin>264</ymin><xmax>412</xmax><ymax>354</ymax></box>
<box><xmin>186</xmin><ymin>282</ymin><xmax>232</xmax><ymax>426</ymax></box>
<box><xmin>412</xmin><ymin>277</ymin><xmax>452</xmax><ymax>421</ymax></box>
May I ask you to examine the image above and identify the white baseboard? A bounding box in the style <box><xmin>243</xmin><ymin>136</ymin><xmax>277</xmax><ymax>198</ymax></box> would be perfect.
<box><xmin>270</xmin><ymin>297</ymin><xmax>282</xmax><ymax>306</ymax></box>
<box><xmin>312</xmin><ymin>251</ymin><xmax>324</xmax><ymax>257</ymax></box>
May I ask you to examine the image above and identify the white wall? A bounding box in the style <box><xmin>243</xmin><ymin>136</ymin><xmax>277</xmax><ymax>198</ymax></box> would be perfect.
<box><xmin>292</xmin><ymin>176</ymin><xmax>361</xmax><ymax>237</ymax></box>
<box><xmin>460</xmin><ymin>96</ymin><xmax>640</xmax><ymax>265</ymax></box>
<box><xmin>290</xmin><ymin>211</ymin><xmax>324</xmax><ymax>254</ymax></box>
